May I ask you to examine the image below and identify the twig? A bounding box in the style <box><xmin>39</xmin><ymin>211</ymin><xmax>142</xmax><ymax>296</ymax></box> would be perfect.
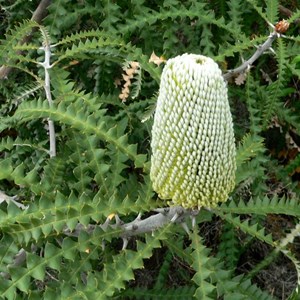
<box><xmin>223</xmin><ymin>18</ymin><xmax>291</xmax><ymax>81</ymax></box>
<box><xmin>39</xmin><ymin>36</ymin><xmax>56</xmax><ymax>157</ymax></box>
<box><xmin>0</xmin><ymin>0</ymin><xmax>52</xmax><ymax>80</ymax></box>
<box><xmin>31</xmin><ymin>0</ymin><xmax>52</xmax><ymax>22</ymax></box>
<box><xmin>64</xmin><ymin>206</ymin><xmax>199</xmax><ymax>239</ymax></box>
<box><xmin>0</xmin><ymin>206</ymin><xmax>198</xmax><ymax>279</ymax></box>
<box><xmin>223</xmin><ymin>31</ymin><xmax>279</xmax><ymax>81</ymax></box>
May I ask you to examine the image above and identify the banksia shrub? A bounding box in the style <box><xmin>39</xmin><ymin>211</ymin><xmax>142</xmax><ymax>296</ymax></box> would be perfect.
<box><xmin>150</xmin><ymin>54</ymin><xmax>236</xmax><ymax>208</ymax></box>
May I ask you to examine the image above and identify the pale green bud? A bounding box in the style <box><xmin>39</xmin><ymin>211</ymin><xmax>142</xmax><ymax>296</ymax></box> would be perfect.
<box><xmin>150</xmin><ymin>54</ymin><xmax>236</xmax><ymax>208</ymax></box>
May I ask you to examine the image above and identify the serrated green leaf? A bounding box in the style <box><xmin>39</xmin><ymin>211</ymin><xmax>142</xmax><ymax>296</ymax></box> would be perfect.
<box><xmin>26</xmin><ymin>253</ymin><xmax>45</xmax><ymax>281</ymax></box>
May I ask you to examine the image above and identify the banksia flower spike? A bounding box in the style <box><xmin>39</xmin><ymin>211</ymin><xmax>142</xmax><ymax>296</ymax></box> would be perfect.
<box><xmin>150</xmin><ymin>54</ymin><xmax>236</xmax><ymax>209</ymax></box>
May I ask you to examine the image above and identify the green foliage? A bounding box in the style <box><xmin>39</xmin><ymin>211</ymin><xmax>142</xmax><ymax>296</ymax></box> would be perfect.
<box><xmin>236</xmin><ymin>133</ymin><xmax>265</xmax><ymax>169</ymax></box>
<box><xmin>190</xmin><ymin>229</ymin><xmax>216</xmax><ymax>299</ymax></box>
<box><xmin>217</xmin><ymin>222</ymin><xmax>241</xmax><ymax>270</ymax></box>
<box><xmin>0</xmin><ymin>0</ymin><xmax>300</xmax><ymax>299</ymax></box>
<box><xmin>118</xmin><ymin>285</ymin><xmax>197</xmax><ymax>299</ymax></box>
<box><xmin>219</xmin><ymin>196</ymin><xmax>300</xmax><ymax>217</ymax></box>
<box><xmin>0</xmin><ymin>20</ymin><xmax>39</xmax><ymax>65</ymax></box>
<box><xmin>265</xmin><ymin>0</ymin><xmax>279</xmax><ymax>24</ymax></box>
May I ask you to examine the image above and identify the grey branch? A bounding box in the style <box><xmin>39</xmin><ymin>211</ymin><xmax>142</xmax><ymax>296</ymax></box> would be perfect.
<box><xmin>64</xmin><ymin>206</ymin><xmax>199</xmax><ymax>239</ymax></box>
<box><xmin>31</xmin><ymin>0</ymin><xmax>52</xmax><ymax>22</ymax></box>
<box><xmin>223</xmin><ymin>31</ymin><xmax>280</xmax><ymax>81</ymax></box>
<box><xmin>0</xmin><ymin>0</ymin><xmax>52</xmax><ymax>80</ymax></box>
<box><xmin>39</xmin><ymin>28</ymin><xmax>56</xmax><ymax>157</ymax></box>
<box><xmin>1</xmin><ymin>206</ymin><xmax>198</xmax><ymax>279</ymax></box>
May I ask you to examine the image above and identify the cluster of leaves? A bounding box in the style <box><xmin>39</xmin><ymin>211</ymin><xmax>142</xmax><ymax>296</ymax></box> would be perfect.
<box><xmin>0</xmin><ymin>0</ymin><xmax>300</xmax><ymax>299</ymax></box>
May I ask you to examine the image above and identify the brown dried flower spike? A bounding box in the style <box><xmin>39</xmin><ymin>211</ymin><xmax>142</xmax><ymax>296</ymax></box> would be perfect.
<box><xmin>119</xmin><ymin>61</ymin><xmax>140</xmax><ymax>102</ymax></box>
<box><xmin>274</xmin><ymin>19</ymin><xmax>289</xmax><ymax>34</ymax></box>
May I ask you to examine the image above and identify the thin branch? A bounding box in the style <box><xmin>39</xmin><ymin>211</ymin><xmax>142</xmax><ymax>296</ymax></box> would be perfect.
<box><xmin>31</xmin><ymin>0</ymin><xmax>52</xmax><ymax>22</ymax></box>
<box><xmin>0</xmin><ymin>206</ymin><xmax>198</xmax><ymax>279</ymax></box>
<box><xmin>0</xmin><ymin>0</ymin><xmax>52</xmax><ymax>80</ymax></box>
<box><xmin>223</xmin><ymin>31</ymin><xmax>279</xmax><ymax>81</ymax></box>
<box><xmin>64</xmin><ymin>206</ymin><xmax>199</xmax><ymax>239</ymax></box>
<box><xmin>39</xmin><ymin>35</ymin><xmax>56</xmax><ymax>157</ymax></box>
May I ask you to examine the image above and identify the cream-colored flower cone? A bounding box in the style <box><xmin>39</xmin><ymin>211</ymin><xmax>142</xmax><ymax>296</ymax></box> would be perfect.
<box><xmin>150</xmin><ymin>54</ymin><xmax>236</xmax><ymax>208</ymax></box>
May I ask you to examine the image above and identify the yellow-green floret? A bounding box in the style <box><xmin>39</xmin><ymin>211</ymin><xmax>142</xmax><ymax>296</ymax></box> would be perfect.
<box><xmin>150</xmin><ymin>54</ymin><xmax>236</xmax><ymax>208</ymax></box>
